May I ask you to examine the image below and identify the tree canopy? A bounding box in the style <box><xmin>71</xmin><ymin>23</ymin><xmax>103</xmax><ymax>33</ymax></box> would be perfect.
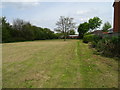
<box><xmin>1</xmin><ymin>17</ymin><xmax>57</xmax><ymax>43</ymax></box>
<box><xmin>78</xmin><ymin>22</ymin><xmax>89</xmax><ymax>38</ymax></box>
<box><xmin>69</xmin><ymin>29</ymin><xmax>75</xmax><ymax>35</ymax></box>
<box><xmin>102</xmin><ymin>22</ymin><xmax>111</xmax><ymax>32</ymax></box>
<box><xmin>88</xmin><ymin>17</ymin><xmax>102</xmax><ymax>31</ymax></box>
<box><xmin>78</xmin><ymin>17</ymin><xmax>102</xmax><ymax>39</ymax></box>
<box><xmin>55</xmin><ymin>16</ymin><xmax>76</xmax><ymax>41</ymax></box>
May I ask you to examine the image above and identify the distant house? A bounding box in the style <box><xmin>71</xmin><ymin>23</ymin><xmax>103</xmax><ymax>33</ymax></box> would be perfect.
<box><xmin>113</xmin><ymin>0</ymin><xmax>120</xmax><ymax>32</ymax></box>
<box><xmin>68</xmin><ymin>35</ymin><xmax>79</xmax><ymax>39</ymax></box>
<box><xmin>91</xmin><ymin>1</ymin><xmax>120</xmax><ymax>37</ymax></box>
<box><xmin>92</xmin><ymin>30</ymin><xmax>103</xmax><ymax>36</ymax></box>
<box><xmin>103</xmin><ymin>32</ymin><xmax>109</xmax><ymax>34</ymax></box>
<box><xmin>92</xmin><ymin>30</ymin><xmax>114</xmax><ymax>37</ymax></box>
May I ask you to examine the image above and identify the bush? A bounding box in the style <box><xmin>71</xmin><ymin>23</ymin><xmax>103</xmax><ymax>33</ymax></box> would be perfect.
<box><xmin>83</xmin><ymin>34</ymin><xmax>101</xmax><ymax>44</ymax></box>
<box><xmin>83</xmin><ymin>34</ymin><xmax>94</xmax><ymax>43</ymax></box>
<box><xmin>91</xmin><ymin>35</ymin><xmax>102</xmax><ymax>48</ymax></box>
<box><xmin>83</xmin><ymin>33</ymin><xmax>120</xmax><ymax>57</ymax></box>
<box><xmin>96</xmin><ymin>36</ymin><xmax>120</xmax><ymax>57</ymax></box>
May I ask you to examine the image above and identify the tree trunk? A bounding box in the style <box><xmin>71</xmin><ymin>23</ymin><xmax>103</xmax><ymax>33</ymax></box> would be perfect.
<box><xmin>64</xmin><ymin>35</ymin><xmax>66</xmax><ymax>41</ymax></box>
<box><xmin>64</xmin><ymin>28</ymin><xmax>66</xmax><ymax>41</ymax></box>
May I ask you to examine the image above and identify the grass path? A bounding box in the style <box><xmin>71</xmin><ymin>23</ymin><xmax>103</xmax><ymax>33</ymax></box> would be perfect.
<box><xmin>77</xmin><ymin>41</ymin><xmax>118</xmax><ymax>88</ymax></box>
<box><xmin>2</xmin><ymin>40</ymin><xmax>118</xmax><ymax>88</ymax></box>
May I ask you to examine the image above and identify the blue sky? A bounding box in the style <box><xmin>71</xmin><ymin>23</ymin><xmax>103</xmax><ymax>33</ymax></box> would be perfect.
<box><xmin>1</xmin><ymin>1</ymin><xmax>114</xmax><ymax>33</ymax></box>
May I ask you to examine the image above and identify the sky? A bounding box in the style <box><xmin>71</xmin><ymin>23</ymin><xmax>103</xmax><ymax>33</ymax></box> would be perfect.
<box><xmin>1</xmin><ymin>1</ymin><xmax>114</xmax><ymax>33</ymax></box>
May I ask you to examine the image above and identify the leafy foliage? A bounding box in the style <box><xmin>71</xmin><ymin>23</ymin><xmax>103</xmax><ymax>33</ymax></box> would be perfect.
<box><xmin>78</xmin><ymin>22</ymin><xmax>89</xmax><ymax>39</ymax></box>
<box><xmin>88</xmin><ymin>17</ymin><xmax>102</xmax><ymax>31</ymax></box>
<box><xmin>83</xmin><ymin>34</ymin><xmax>95</xmax><ymax>43</ymax></box>
<box><xmin>96</xmin><ymin>36</ymin><xmax>120</xmax><ymax>57</ymax></box>
<box><xmin>2</xmin><ymin>17</ymin><xmax>57</xmax><ymax>43</ymax></box>
<box><xmin>83</xmin><ymin>33</ymin><xmax>120</xmax><ymax>57</ymax></box>
<box><xmin>83</xmin><ymin>34</ymin><xmax>102</xmax><ymax>44</ymax></box>
<box><xmin>78</xmin><ymin>17</ymin><xmax>102</xmax><ymax>39</ymax></box>
<box><xmin>69</xmin><ymin>29</ymin><xmax>75</xmax><ymax>35</ymax></box>
<box><xmin>2</xmin><ymin>17</ymin><xmax>12</xmax><ymax>42</ymax></box>
<box><xmin>102</xmin><ymin>22</ymin><xmax>111</xmax><ymax>32</ymax></box>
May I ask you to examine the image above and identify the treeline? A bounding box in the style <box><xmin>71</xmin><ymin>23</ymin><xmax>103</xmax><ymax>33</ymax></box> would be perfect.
<box><xmin>1</xmin><ymin>17</ymin><xmax>57</xmax><ymax>43</ymax></box>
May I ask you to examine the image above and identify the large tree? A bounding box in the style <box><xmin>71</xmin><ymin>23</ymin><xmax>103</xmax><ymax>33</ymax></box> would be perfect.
<box><xmin>55</xmin><ymin>16</ymin><xmax>76</xmax><ymax>41</ymax></box>
<box><xmin>78</xmin><ymin>22</ymin><xmax>89</xmax><ymax>38</ymax></box>
<box><xmin>102</xmin><ymin>21</ymin><xmax>111</xmax><ymax>32</ymax></box>
<box><xmin>12</xmin><ymin>18</ymin><xmax>28</xmax><ymax>31</ymax></box>
<box><xmin>22</xmin><ymin>23</ymin><xmax>35</xmax><ymax>40</ymax></box>
<box><xmin>88</xmin><ymin>17</ymin><xmax>102</xmax><ymax>31</ymax></box>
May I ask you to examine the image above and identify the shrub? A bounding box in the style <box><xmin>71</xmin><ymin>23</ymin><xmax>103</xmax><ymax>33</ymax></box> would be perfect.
<box><xmin>96</xmin><ymin>36</ymin><xmax>120</xmax><ymax>57</ymax></box>
<box><xmin>83</xmin><ymin>34</ymin><xmax>101</xmax><ymax>44</ymax></box>
<box><xmin>83</xmin><ymin>34</ymin><xmax>94</xmax><ymax>43</ymax></box>
<box><xmin>91</xmin><ymin>35</ymin><xmax>102</xmax><ymax>48</ymax></box>
<box><xmin>83</xmin><ymin>33</ymin><xmax>120</xmax><ymax>57</ymax></box>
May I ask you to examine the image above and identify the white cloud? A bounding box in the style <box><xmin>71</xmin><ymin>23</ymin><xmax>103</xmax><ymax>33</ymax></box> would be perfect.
<box><xmin>76</xmin><ymin>10</ymin><xmax>90</xmax><ymax>15</ymax></box>
<box><xmin>70</xmin><ymin>8</ymin><xmax>99</xmax><ymax>18</ymax></box>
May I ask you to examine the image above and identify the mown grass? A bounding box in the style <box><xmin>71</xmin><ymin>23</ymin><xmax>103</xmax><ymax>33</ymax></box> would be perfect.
<box><xmin>77</xmin><ymin>41</ymin><xmax>118</xmax><ymax>88</ymax></box>
<box><xmin>2</xmin><ymin>39</ymin><xmax>118</xmax><ymax>88</ymax></box>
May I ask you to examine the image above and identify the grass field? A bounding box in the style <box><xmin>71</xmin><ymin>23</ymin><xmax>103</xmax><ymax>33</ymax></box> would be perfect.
<box><xmin>2</xmin><ymin>40</ymin><xmax>118</xmax><ymax>88</ymax></box>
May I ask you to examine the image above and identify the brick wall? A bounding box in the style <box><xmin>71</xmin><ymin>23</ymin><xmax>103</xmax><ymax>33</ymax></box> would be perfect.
<box><xmin>113</xmin><ymin>1</ymin><xmax>120</xmax><ymax>32</ymax></box>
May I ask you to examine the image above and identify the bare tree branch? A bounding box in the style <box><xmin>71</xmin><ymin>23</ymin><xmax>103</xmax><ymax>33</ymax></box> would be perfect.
<box><xmin>55</xmin><ymin>16</ymin><xmax>76</xmax><ymax>41</ymax></box>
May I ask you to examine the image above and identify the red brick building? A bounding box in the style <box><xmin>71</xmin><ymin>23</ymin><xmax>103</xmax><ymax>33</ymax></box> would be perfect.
<box><xmin>113</xmin><ymin>0</ymin><xmax>120</xmax><ymax>32</ymax></box>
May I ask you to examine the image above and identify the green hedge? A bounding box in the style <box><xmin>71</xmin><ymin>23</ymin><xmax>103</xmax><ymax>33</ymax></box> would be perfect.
<box><xmin>83</xmin><ymin>34</ymin><xmax>94</xmax><ymax>43</ymax></box>
<box><xmin>83</xmin><ymin>34</ymin><xmax>101</xmax><ymax>44</ymax></box>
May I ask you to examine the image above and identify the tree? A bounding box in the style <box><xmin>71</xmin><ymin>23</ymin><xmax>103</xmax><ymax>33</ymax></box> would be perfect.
<box><xmin>55</xmin><ymin>16</ymin><xmax>76</xmax><ymax>41</ymax></box>
<box><xmin>88</xmin><ymin>17</ymin><xmax>102</xmax><ymax>31</ymax></box>
<box><xmin>69</xmin><ymin>29</ymin><xmax>75</xmax><ymax>35</ymax></box>
<box><xmin>78</xmin><ymin>22</ymin><xmax>89</xmax><ymax>39</ymax></box>
<box><xmin>22</xmin><ymin>23</ymin><xmax>35</xmax><ymax>40</ymax></box>
<box><xmin>0</xmin><ymin>17</ymin><xmax>2</xmax><ymax>43</ymax></box>
<box><xmin>102</xmin><ymin>22</ymin><xmax>111</xmax><ymax>32</ymax></box>
<box><xmin>32</xmin><ymin>26</ymin><xmax>45</xmax><ymax>40</ymax></box>
<box><xmin>2</xmin><ymin>17</ymin><xmax>12</xmax><ymax>42</ymax></box>
<box><xmin>0</xmin><ymin>17</ymin><xmax>2</xmax><ymax>26</ymax></box>
<box><xmin>2</xmin><ymin>17</ymin><xmax>58</xmax><ymax>42</ymax></box>
<box><xmin>43</xmin><ymin>28</ymin><xmax>55</xmax><ymax>39</ymax></box>
<box><xmin>12</xmin><ymin>18</ymin><xmax>27</xmax><ymax>31</ymax></box>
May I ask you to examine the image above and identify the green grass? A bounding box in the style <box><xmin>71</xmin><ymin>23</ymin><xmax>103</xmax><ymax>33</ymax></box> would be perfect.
<box><xmin>2</xmin><ymin>39</ymin><xmax>118</xmax><ymax>88</ymax></box>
